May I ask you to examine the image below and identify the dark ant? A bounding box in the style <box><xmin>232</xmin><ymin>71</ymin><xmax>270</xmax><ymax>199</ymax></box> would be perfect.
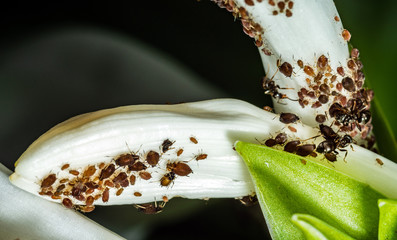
<box><xmin>316</xmin><ymin>124</ymin><xmax>353</xmax><ymax>162</ymax></box>
<box><xmin>262</xmin><ymin>67</ymin><xmax>297</xmax><ymax>103</ymax></box>
<box><xmin>329</xmin><ymin>98</ymin><xmax>371</xmax><ymax>131</ymax></box>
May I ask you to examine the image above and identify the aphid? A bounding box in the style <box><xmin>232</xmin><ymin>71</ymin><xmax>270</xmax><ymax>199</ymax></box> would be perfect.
<box><xmin>160</xmin><ymin>172</ymin><xmax>176</xmax><ymax>187</ymax></box>
<box><xmin>41</xmin><ymin>174</ymin><xmax>56</xmax><ymax>188</ymax></box>
<box><xmin>315</xmin><ymin>114</ymin><xmax>326</xmax><ymax>123</ymax></box>
<box><xmin>69</xmin><ymin>170</ymin><xmax>80</xmax><ymax>176</ymax></box>
<box><xmin>265</xmin><ymin>138</ymin><xmax>277</xmax><ymax>147</ymax></box>
<box><xmin>99</xmin><ymin>164</ymin><xmax>115</xmax><ymax>180</ymax></box>
<box><xmin>324</xmin><ymin>152</ymin><xmax>337</xmax><ymax>162</ymax></box>
<box><xmin>62</xmin><ymin>198</ymin><xmax>73</xmax><ymax>209</ymax></box>
<box><xmin>277</xmin><ymin>1</ymin><xmax>285</xmax><ymax>12</ymax></box>
<box><xmin>318</xmin><ymin>95</ymin><xmax>329</xmax><ymax>104</ymax></box>
<box><xmin>279</xmin><ymin>62</ymin><xmax>293</xmax><ymax>77</ymax></box>
<box><xmin>285</xmin><ymin>9</ymin><xmax>292</xmax><ymax>17</ymax></box>
<box><xmin>61</xmin><ymin>164</ymin><xmax>70</xmax><ymax>170</ymax></box>
<box><xmin>341</xmin><ymin>29</ymin><xmax>351</xmax><ymax>41</ymax></box>
<box><xmin>195</xmin><ymin>153</ymin><xmax>208</xmax><ymax>161</ymax></box>
<box><xmin>79</xmin><ymin>205</ymin><xmax>95</xmax><ymax>213</ymax></box>
<box><xmin>139</xmin><ymin>171</ymin><xmax>152</xmax><ymax>180</ymax></box>
<box><xmin>284</xmin><ymin>140</ymin><xmax>300</xmax><ymax>153</ymax></box>
<box><xmin>288</xmin><ymin>126</ymin><xmax>297</xmax><ymax>133</ymax></box>
<box><xmin>128</xmin><ymin>161</ymin><xmax>147</xmax><ymax>171</ymax></box>
<box><xmin>295</xmin><ymin>144</ymin><xmax>316</xmax><ymax>157</ymax></box>
<box><xmin>376</xmin><ymin>158</ymin><xmax>384</xmax><ymax>166</ymax></box>
<box><xmin>239</xmin><ymin>195</ymin><xmax>258</xmax><ymax>207</ymax></box>
<box><xmin>104</xmin><ymin>180</ymin><xmax>114</xmax><ymax>188</ymax></box>
<box><xmin>268</xmin><ymin>0</ymin><xmax>275</xmax><ymax>6</ymax></box>
<box><xmin>116</xmin><ymin>188</ymin><xmax>124</xmax><ymax>196</ymax></box>
<box><xmin>85</xmin><ymin>181</ymin><xmax>99</xmax><ymax>189</ymax></box>
<box><xmin>116</xmin><ymin>153</ymin><xmax>138</xmax><ymax>167</ymax></box>
<box><xmin>86</xmin><ymin>196</ymin><xmax>94</xmax><ymax>206</ymax></box>
<box><xmin>175</xmin><ymin>148</ymin><xmax>184</xmax><ymax>157</ymax></box>
<box><xmin>102</xmin><ymin>188</ymin><xmax>110</xmax><ymax>202</ymax></box>
<box><xmin>311</xmin><ymin>101</ymin><xmax>322</xmax><ymax>109</ymax></box>
<box><xmin>244</xmin><ymin>0</ymin><xmax>254</xmax><ymax>6</ymax></box>
<box><xmin>83</xmin><ymin>165</ymin><xmax>96</xmax><ymax>178</ymax></box>
<box><xmin>190</xmin><ymin>136</ymin><xmax>198</xmax><ymax>144</ymax></box>
<box><xmin>146</xmin><ymin>151</ymin><xmax>160</xmax><ymax>166</ymax></box>
<box><xmin>98</xmin><ymin>163</ymin><xmax>105</xmax><ymax>169</ymax></box>
<box><xmin>336</xmin><ymin>67</ymin><xmax>345</xmax><ymax>77</ymax></box>
<box><xmin>129</xmin><ymin>175</ymin><xmax>136</xmax><ymax>185</ymax></box>
<box><xmin>135</xmin><ymin>202</ymin><xmax>166</xmax><ymax>215</ymax></box>
<box><xmin>279</xmin><ymin>113</ymin><xmax>299</xmax><ymax>124</ymax></box>
<box><xmin>162</xmin><ymin>196</ymin><xmax>169</xmax><ymax>202</ymax></box>
<box><xmin>297</xmin><ymin>60</ymin><xmax>304</xmax><ymax>68</ymax></box>
<box><xmin>351</xmin><ymin>48</ymin><xmax>360</xmax><ymax>58</ymax></box>
<box><xmin>275</xmin><ymin>133</ymin><xmax>287</xmax><ymax>145</ymax></box>
<box><xmin>113</xmin><ymin>172</ymin><xmax>129</xmax><ymax>187</ymax></box>
<box><xmin>303</xmin><ymin>66</ymin><xmax>315</xmax><ymax>77</ymax></box>
<box><xmin>317</xmin><ymin>55</ymin><xmax>328</xmax><ymax>71</ymax></box>
<box><xmin>162</xmin><ymin>139</ymin><xmax>175</xmax><ymax>153</ymax></box>
<box><xmin>334</xmin><ymin>16</ymin><xmax>340</xmax><ymax>22</ymax></box>
<box><xmin>288</xmin><ymin>1</ymin><xmax>294</xmax><ymax>9</ymax></box>
<box><xmin>167</xmin><ymin>162</ymin><xmax>193</xmax><ymax>176</ymax></box>
<box><xmin>134</xmin><ymin>192</ymin><xmax>142</xmax><ymax>197</ymax></box>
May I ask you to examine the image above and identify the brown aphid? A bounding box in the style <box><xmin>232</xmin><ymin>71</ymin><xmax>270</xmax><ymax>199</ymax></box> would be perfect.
<box><xmin>376</xmin><ymin>158</ymin><xmax>384</xmax><ymax>166</ymax></box>
<box><xmin>86</xmin><ymin>188</ymin><xmax>94</xmax><ymax>195</ymax></box>
<box><xmin>315</xmin><ymin>114</ymin><xmax>326</xmax><ymax>123</ymax></box>
<box><xmin>79</xmin><ymin>205</ymin><xmax>95</xmax><ymax>213</ymax></box>
<box><xmin>129</xmin><ymin>175</ymin><xmax>136</xmax><ymax>185</ymax></box>
<box><xmin>284</xmin><ymin>140</ymin><xmax>300</xmax><ymax>153</ymax></box>
<box><xmin>116</xmin><ymin>154</ymin><xmax>138</xmax><ymax>167</ymax></box>
<box><xmin>62</xmin><ymin>198</ymin><xmax>73</xmax><ymax>209</ymax></box>
<box><xmin>195</xmin><ymin>153</ymin><xmax>208</xmax><ymax>161</ymax></box>
<box><xmin>162</xmin><ymin>196</ymin><xmax>169</xmax><ymax>203</ymax></box>
<box><xmin>71</xmin><ymin>182</ymin><xmax>86</xmax><ymax>199</ymax></box>
<box><xmin>288</xmin><ymin>1</ymin><xmax>294</xmax><ymax>9</ymax></box>
<box><xmin>98</xmin><ymin>163</ymin><xmax>105</xmax><ymax>169</ymax></box>
<box><xmin>275</xmin><ymin>133</ymin><xmax>288</xmax><ymax>145</ymax></box>
<box><xmin>86</xmin><ymin>196</ymin><xmax>94</xmax><ymax>206</ymax></box>
<box><xmin>190</xmin><ymin>136</ymin><xmax>198</xmax><ymax>144</ymax></box>
<box><xmin>116</xmin><ymin>188</ymin><xmax>124</xmax><ymax>196</ymax></box>
<box><xmin>324</xmin><ymin>153</ymin><xmax>337</xmax><ymax>162</ymax></box>
<box><xmin>347</xmin><ymin>59</ymin><xmax>357</xmax><ymax>70</ymax></box>
<box><xmin>113</xmin><ymin>172</ymin><xmax>129</xmax><ymax>187</ymax></box>
<box><xmin>297</xmin><ymin>60</ymin><xmax>304</xmax><ymax>68</ymax></box>
<box><xmin>160</xmin><ymin>172</ymin><xmax>176</xmax><ymax>187</ymax></box>
<box><xmin>268</xmin><ymin>0</ymin><xmax>275</xmax><ymax>6</ymax></box>
<box><xmin>277</xmin><ymin>1</ymin><xmax>285</xmax><ymax>12</ymax></box>
<box><xmin>129</xmin><ymin>161</ymin><xmax>147</xmax><ymax>171</ymax></box>
<box><xmin>279</xmin><ymin>112</ymin><xmax>299</xmax><ymax>124</ymax></box>
<box><xmin>319</xmin><ymin>83</ymin><xmax>330</xmax><ymax>94</ymax></box>
<box><xmin>83</xmin><ymin>166</ymin><xmax>96</xmax><ymax>178</ymax></box>
<box><xmin>337</xmin><ymin>67</ymin><xmax>345</xmax><ymax>77</ymax></box>
<box><xmin>342</xmin><ymin>77</ymin><xmax>356</xmax><ymax>92</ymax></box>
<box><xmin>279</xmin><ymin>62</ymin><xmax>293</xmax><ymax>77</ymax></box>
<box><xmin>146</xmin><ymin>150</ymin><xmax>160</xmax><ymax>166</ymax></box>
<box><xmin>61</xmin><ymin>164</ymin><xmax>70</xmax><ymax>171</ymax></box>
<box><xmin>318</xmin><ymin>95</ymin><xmax>329</xmax><ymax>104</ymax></box>
<box><xmin>56</xmin><ymin>184</ymin><xmax>66</xmax><ymax>193</ymax></box>
<box><xmin>59</xmin><ymin>178</ymin><xmax>68</xmax><ymax>184</ymax></box>
<box><xmin>263</xmin><ymin>106</ymin><xmax>273</xmax><ymax>112</ymax></box>
<box><xmin>244</xmin><ymin>0</ymin><xmax>254</xmax><ymax>6</ymax></box>
<box><xmin>139</xmin><ymin>171</ymin><xmax>152</xmax><ymax>180</ymax></box>
<box><xmin>342</xmin><ymin>29</ymin><xmax>351</xmax><ymax>41</ymax></box>
<box><xmin>272</xmin><ymin>10</ymin><xmax>278</xmax><ymax>16</ymax></box>
<box><xmin>167</xmin><ymin>162</ymin><xmax>193</xmax><ymax>176</ymax></box>
<box><xmin>317</xmin><ymin>55</ymin><xmax>328</xmax><ymax>71</ymax></box>
<box><xmin>135</xmin><ymin>202</ymin><xmax>165</xmax><ymax>215</ymax></box>
<box><xmin>265</xmin><ymin>138</ymin><xmax>277</xmax><ymax>147</ymax></box>
<box><xmin>104</xmin><ymin>180</ymin><xmax>114</xmax><ymax>188</ymax></box>
<box><xmin>134</xmin><ymin>192</ymin><xmax>142</xmax><ymax>197</ymax></box>
<box><xmin>41</xmin><ymin>174</ymin><xmax>56</xmax><ymax>188</ymax></box>
<box><xmin>296</xmin><ymin>144</ymin><xmax>316</xmax><ymax>157</ymax></box>
<box><xmin>102</xmin><ymin>188</ymin><xmax>110</xmax><ymax>202</ymax></box>
<box><xmin>288</xmin><ymin>126</ymin><xmax>297</xmax><ymax>132</ymax></box>
<box><xmin>351</xmin><ymin>48</ymin><xmax>360</xmax><ymax>58</ymax></box>
<box><xmin>51</xmin><ymin>195</ymin><xmax>62</xmax><ymax>200</ymax></box>
<box><xmin>334</xmin><ymin>16</ymin><xmax>340</xmax><ymax>22</ymax></box>
<box><xmin>162</xmin><ymin>139</ymin><xmax>175</xmax><ymax>153</ymax></box>
<box><xmin>304</xmin><ymin>66</ymin><xmax>315</xmax><ymax>77</ymax></box>
<box><xmin>69</xmin><ymin>170</ymin><xmax>80</xmax><ymax>176</ymax></box>
<box><xmin>336</xmin><ymin>82</ymin><xmax>343</xmax><ymax>92</ymax></box>
<box><xmin>301</xmin><ymin>159</ymin><xmax>307</xmax><ymax>165</ymax></box>
<box><xmin>85</xmin><ymin>181</ymin><xmax>99</xmax><ymax>189</ymax></box>
<box><xmin>176</xmin><ymin>148</ymin><xmax>184</xmax><ymax>156</ymax></box>
<box><xmin>99</xmin><ymin>164</ymin><xmax>115</xmax><ymax>180</ymax></box>
<box><xmin>239</xmin><ymin>195</ymin><xmax>258</xmax><ymax>207</ymax></box>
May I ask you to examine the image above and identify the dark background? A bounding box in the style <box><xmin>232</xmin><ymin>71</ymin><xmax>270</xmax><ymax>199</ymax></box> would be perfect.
<box><xmin>0</xmin><ymin>1</ymin><xmax>396</xmax><ymax>239</ymax></box>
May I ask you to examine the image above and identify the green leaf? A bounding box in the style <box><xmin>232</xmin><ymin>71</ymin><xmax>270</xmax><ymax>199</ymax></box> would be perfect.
<box><xmin>235</xmin><ymin>141</ymin><xmax>384</xmax><ymax>240</ymax></box>
<box><xmin>291</xmin><ymin>214</ymin><xmax>355</xmax><ymax>240</ymax></box>
<box><xmin>378</xmin><ymin>199</ymin><xmax>397</xmax><ymax>240</ymax></box>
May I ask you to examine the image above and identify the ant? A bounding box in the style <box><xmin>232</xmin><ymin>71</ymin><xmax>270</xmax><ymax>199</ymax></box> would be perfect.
<box><xmin>329</xmin><ymin>98</ymin><xmax>371</xmax><ymax>131</ymax></box>
<box><xmin>262</xmin><ymin>64</ymin><xmax>297</xmax><ymax>103</ymax></box>
<box><xmin>315</xmin><ymin>124</ymin><xmax>353</xmax><ymax>162</ymax></box>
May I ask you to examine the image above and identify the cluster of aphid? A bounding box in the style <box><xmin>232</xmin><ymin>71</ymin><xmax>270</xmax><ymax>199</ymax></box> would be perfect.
<box><xmin>213</xmin><ymin>0</ymin><xmax>275</xmax><ymax>56</ymax></box>
<box><xmin>267</xmin><ymin>0</ymin><xmax>294</xmax><ymax>17</ymax></box>
<box><xmin>38</xmin><ymin>137</ymin><xmax>207</xmax><ymax>213</ymax></box>
<box><xmin>264</xmin><ymin>112</ymin><xmax>354</xmax><ymax>162</ymax></box>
